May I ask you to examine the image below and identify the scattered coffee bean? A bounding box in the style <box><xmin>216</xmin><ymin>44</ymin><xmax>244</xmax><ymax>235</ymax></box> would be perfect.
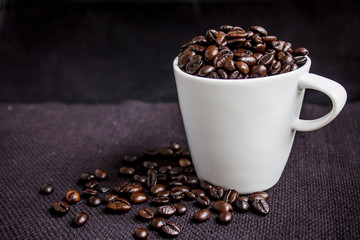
<box><xmin>40</xmin><ymin>184</ymin><xmax>54</xmax><ymax>195</ymax></box>
<box><xmin>147</xmin><ymin>170</ymin><xmax>158</xmax><ymax>188</ymax></box>
<box><xmin>85</xmin><ymin>180</ymin><xmax>99</xmax><ymax>189</ymax></box>
<box><xmin>218</xmin><ymin>211</ymin><xmax>233</xmax><ymax>224</ymax></box>
<box><xmin>65</xmin><ymin>190</ymin><xmax>81</xmax><ymax>204</ymax></box>
<box><xmin>94</xmin><ymin>169</ymin><xmax>107</xmax><ymax>180</ymax></box>
<box><xmin>138</xmin><ymin>207</ymin><xmax>155</xmax><ymax>220</ymax></box>
<box><xmin>151</xmin><ymin>217</ymin><xmax>166</xmax><ymax>230</ymax></box>
<box><xmin>174</xmin><ymin>202</ymin><xmax>188</xmax><ymax>215</ymax></box>
<box><xmin>124</xmin><ymin>155</ymin><xmax>138</xmax><ymax>163</ymax></box>
<box><xmin>135</xmin><ymin>228</ymin><xmax>148</xmax><ymax>239</ymax></box>
<box><xmin>130</xmin><ymin>192</ymin><xmax>148</xmax><ymax>204</ymax></box>
<box><xmin>169</xmin><ymin>141</ymin><xmax>181</xmax><ymax>150</ymax></box>
<box><xmin>158</xmin><ymin>166</ymin><xmax>171</xmax><ymax>174</ymax></box>
<box><xmin>83</xmin><ymin>188</ymin><xmax>98</xmax><ymax>197</ymax></box>
<box><xmin>251</xmin><ymin>197</ymin><xmax>270</xmax><ymax>215</ymax></box>
<box><xmin>143</xmin><ymin>161</ymin><xmax>158</xmax><ymax>169</ymax></box>
<box><xmin>53</xmin><ymin>201</ymin><xmax>70</xmax><ymax>214</ymax></box>
<box><xmin>192</xmin><ymin>189</ymin><xmax>206</xmax><ymax>197</ymax></box>
<box><xmin>107</xmin><ymin>197</ymin><xmax>131</xmax><ymax>212</ymax></box>
<box><xmin>104</xmin><ymin>193</ymin><xmax>118</xmax><ymax>203</ymax></box>
<box><xmin>88</xmin><ymin>196</ymin><xmax>102</xmax><ymax>206</ymax></box>
<box><xmin>178</xmin><ymin>158</ymin><xmax>191</xmax><ymax>167</ymax></box>
<box><xmin>169</xmin><ymin>166</ymin><xmax>183</xmax><ymax>175</ymax></box>
<box><xmin>73</xmin><ymin>212</ymin><xmax>89</xmax><ymax>226</ymax></box>
<box><xmin>133</xmin><ymin>174</ymin><xmax>147</xmax><ymax>184</ymax></box>
<box><xmin>80</xmin><ymin>173</ymin><xmax>95</xmax><ymax>183</ymax></box>
<box><xmin>171</xmin><ymin>190</ymin><xmax>185</xmax><ymax>201</ymax></box>
<box><xmin>213</xmin><ymin>200</ymin><xmax>233</xmax><ymax>212</ymax></box>
<box><xmin>194</xmin><ymin>209</ymin><xmax>211</xmax><ymax>222</ymax></box>
<box><xmin>157</xmin><ymin>205</ymin><xmax>177</xmax><ymax>217</ymax></box>
<box><xmin>160</xmin><ymin>147</ymin><xmax>174</xmax><ymax>156</ymax></box>
<box><xmin>185</xmin><ymin>191</ymin><xmax>196</xmax><ymax>200</ymax></box>
<box><xmin>209</xmin><ymin>186</ymin><xmax>224</xmax><ymax>199</ymax></box>
<box><xmin>119</xmin><ymin>166</ymin><xmax>135</xmax><ymax>175</ymax></box>
<box><xmin>196</xmin><ymin>195</ymin><xmax>211</xmax><ymax>207</ymax></box>
<box><xmin>151</xmin><ymin>184</ymin><xmax>167</xmax><ymax>195</ymax></box>
<box><xmin>157</xmin><ymin>190</ymin><xmax>172</xmax><ymax>198</ymax></box>
<box><xmin>236</xmin><ymin>198</ymin><xmax>250</xmax><ymax>212</ymax></box>
<box><xmin>171</xmin><ymin>185</ymin><xmax>190</xmax><ymax>193</ymax></box>
<box><xmin>162</xmin><ymin>221</ymin><xmax>181</xmax><ymax>237</ymax></box>
<box><xmin>200</xmin><ymin>180</ymin><xmax>213</xmax><ymax>191</ymax></box>
<box><xmin>223</xmin><ymin>189</ymin><xmax>239</xmax><ymax>204</ymax></box>
<box><xmin>153</xmin><ymin>196</ymin><xmax>171</xmax><ymax>205</ymax></box>
<box><xmin>249</xmin><ymin>192</ymin><xmax>269</xmax><ymax>202</ymax></box>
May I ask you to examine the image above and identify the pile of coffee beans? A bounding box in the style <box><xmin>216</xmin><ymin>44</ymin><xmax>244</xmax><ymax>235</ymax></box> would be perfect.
<box><xmin>41</xmin><ymin>142</ymin><xmax>270</xmax><ymax>238</ymax></box>
<box><xmin>178</xmin><ymin>25</ymin><xmax>309</xmax><ymax>79</ymax></box>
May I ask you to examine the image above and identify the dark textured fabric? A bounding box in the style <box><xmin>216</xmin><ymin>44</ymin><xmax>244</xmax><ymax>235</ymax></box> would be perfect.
<box><xmin>0</xmin><ymin>101</ymin><xmax>359</xmax><ymax>239</ymax></box>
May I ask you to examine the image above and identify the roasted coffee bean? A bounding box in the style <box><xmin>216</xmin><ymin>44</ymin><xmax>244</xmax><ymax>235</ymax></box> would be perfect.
<box><xmin>138</xmin><ymin>207</ymin><xmax>155</xmax><ymax>220</ymax></box>
<box><xmin>123</xmin><ymin>155</ymin><xmax>138</xmax><ymax>163</ymax></box>
<box><xmin>171</xmin><ymin>190</ymin><xmax>185</xmax><ymax>201</ymax></box>
<box><xmin>237</xmin><ymin>56</ymin><xmax>257</xmax><ymax>66</ymax></box>
<box><xmin>135</xmin><ymin>228</ymin><xmax>148</xmax><ymax>239</ymax></box>
<box><xmin>227</xmin><ymin>30</ymin><xmax>248</xmax><ymax>39</ymax></box>
<box><xmin>283</xmin><ymin>42</ymin><xmax>292</xmax><ymax>52</ymax></box>
<box><xmin>218</xmin><ymin>211</ymin><xmax>233</xmax><ymax>224</ymax></box>
<box><xmin>222</xmin><ymin>189</ymin><xmax>239</xmax><ymax>204</ymax></box>
<box><xmin>192</xmin><ymin>189</ymin><xmax>206</xmax><ymax>197</ymax></box>
<box><xmin>227</xmin><ymin>37</ymin><xmax>246</xmax><ymax>45</ymax></box>
<box><xmin>293</xmin><ymin>47</ymin><xmax>309</xmax><ymax>56</ymax></box>
<box><xmin>277</xmin><ymin>51</ymin><xmax>286</xmax><ymax>60</ymax></box>
<box><xmin>213</xmin><ymin>200</ymin><xmax>233</xmax><ymax>212</ymax></box>
<box><xmin>169</xmin><ymin>141</ymin><xmax>181</xmax><ymax>150</ymax></box>
<box><xmin>104</xmin><ymin>193</ymin><xmax>118</xmax><ymax>203</ymax></box>
<box><xmin>291</xmin><ymin>64</ymin><xmax>299</xmax><ymax>71</ymax></box>
<box><xmin>198</xmin><ymin>65</ymin><xmax>216</xmax><ymax>77</ymax></box>
<box><xmin>186</xmin><ymin>58</ymin><xmax>203</xmax><ymax>74</ymax></box>
<box><xmin>294</xmin><ymin>56</ymin><xmax>307</xmax><ymax>66</ymax></box>
<box><xmin>251</xmin><ymin>197</ymin><xmax>270</xmax><ymax>214</ymax></box>
<box><xmin>107</xmin><ymin>197</ymin><xmax>131</xmax><ymax>212</ymax></box>
<box><xmin>157</xmin><ymin>190</ymin><xmax>172</xmax><ymax>198</ymax></box>
<box><xmin>253</xmin><ymin>43</ymin><xmax>266</xmax><ymax>53</ymax></box>
<box><xmin>191</xmin><ymin>35</ymin><xmax>207</xmax><ymax>44</ymax></box>
<box><xmin>153</xmin><ymin>196</ymin><xmax>171</xmax><ymax>205</ymax></box>
<box><xmin>209</xmin><ymin>72</ymin><xmax>220</xmax><ymax>79</ymax></box>
<box><xmin>169</xmin><ymin>166</ymin><xmax>183</xmax><ymax>175</ymax></box>
<box><xmin>249</xmin><ymin>192</ymin><xmax>269</xmax><ymax>202</ymax></box>
<box><xmin>119</xmin><ymin>166</ymin><xmax>135</xmax><ymax>175</ymax></box>
<box><xmin>185</xmin><ymin>191</ymin><xmax>196</xmax><ymax>200</ymax></box>
<box><xmin>235</xmin><ymin>61</ymin><xmax>250</xmax><ymax>74</ymax></box>
<box><xmin>176</xmin><ymin>174</ymin><xmax>188</xmax><ymax>182</ymax></box>
<box><xmin>279</xmin><ymin>64</ymin><xmax>291</xmax><ymax>74</ymax></box>
<box><xmin>178</xmin><ymin>51</ymin><xmax>195</xmax><ymax>68</ymax></box>
<box><xmin>125</xmin><ymin>183</ymin><xmax>143</xmax><ymax>194</ymax></box>
<box><xmin>200</xmin><ymin>181</ymin><xmax>213</xmax><ymax>191</ymax></box>
<box><xmin>158</xmin><ymin>165</ymin><xmax>171</xmax><ymax>174</ymax></box>
<box><xmin>88</xmin><ymin>196</ymin><xmax>102</xmax><ymax>206</ymax></box>
<box><xmin>151</xmin><ymin>184</ymin><xmax>167</xmax><ymax>195</ymax></box>
<box><xmin>133</xmin><ymin>175</ymin><xmax>147</xmax><ymax>184</ymax></box>
<box><xmin>217</xmin><ymin>69</ymin><xmax>228</xmax><ymax>79</ymax></box>
<box><xmin>193</xmin><ymin>209</ymin><xmax>211</xmax><ymax>222</ymax></box>
<box><xmin>53</xmin><ymin>201</ymin><xmax>70</xmax><ymax>214</ymax></box>
<box><xmin>244</xmin><ymin>39</ymin><xmax>252</xmax><ymax>48</ymax></box>
<box><xmin>171</xmin><ymin>185</ymin><xmax>190</xmax><ymax>193</ymax></box>
<box><xmin>74</xmin><ymin>212</ymin><xmax>89</xmax><ymax>226</ymax></box>
<box><xmin>269</xmin><ymin>61</ymin><xmax>281</xmax><ymax>75</ymax></box>
<box><xmin>253</xmin><ymin>53</ymin><xmax>263</xmax><ymax>61</ymax></box>
<box><xmin>250</xmin><ymin>65</ymin><xmax>267</xmax><ymax>78</ymax></box>
<box><xmin>229</xmin><ymin>70</ymin><xmax>241</xmax><ymax>79</ymax></box>
<box><xmin>262</xmin><ymin>35</ymin><xmax>277</xmax><ymax>42</ymax></box>
<box><xmin>233</xmin><ymin>48</ymin><xmax>252</xmax><ymax>56</ymax></box>
<box><xmin>157</xmin><ymin>205</ymin><xmax>177</xmax><ymax>217</ymax></box>
<box><xmin>83</xmin><ymin>188</ymin><xmax>98</xmax><ymax>197</ymax></box>
<box><xmin>250</xmin><ymin>25</ymin><xmax>267</xmax><ymax>36</ymax></box>
<box><xmin>216</xmin><ymin>31</ymin><xmax>227</xmax><ymax>46</ymax></box>
<box><xmin>186</xmin><ymin>176</ymin><xmax>199</xmax><ymax>187</ymax></box>
<box><xmin>184</xmin><ymin>166</ymin><xmax>195</xmax><ymax>174</ymax></box>
<box><xmin>209</xmin><ymin>186</ymin><xmax>224</xmax><ymax>200</ymax></box>
<box><xmin>178</xmin><ymin>158</ymin><xmax>191</xmax><ymax>168</ymax></box>
<box><xmin>160</xmin><ymin>147</ymin><xmax>174</xmax><ymax>156</ymax></box>
<box><xmin>65</xmin><ymin>190</ymin><xmax>81</xmax><ymax>204</ymax></box>
<box><xmin>252</xmin><ymin>33</ymin><xmax>263</xmax><ymax>43</ymax></box>
<box><xmin>143</xmin><ymin>149</ymin><xmax>158</xmax><ymax>156</ymax></box>
<box><xmin>114</xmin><ymin>179</ymin><xmax>131</xmax><ymax>193</ymax></box>
<box><xmin>271</xmin><ymin>40</ymin><xmax>285</xmax><ymax>51</ymax></box>
<box><xmin>80</xmin><ymin>173</ymin><xmax>95</xmax><ymax>183</ymax></box>
<box><xmin>162</xmin><ymin>222</ymin><xmax>181</xmax><ymax>237</ymax></box>
<box><xmin>40</xmin><ymin>184</ymin><xmax>54</xmax><ymax>195</ymax></box>
<box><xmin>213</xmin><ymin>49</ymin><xmax>233</xmax><ymax>68</ymax></box>
<box><xmin>174</xmin><ymin>202</ymin><xmax>188</xmax><ymax>215</ymax></box>
<box><xmin>189</xmin><ymin>44</ymin><xmax>206</xmax><ymax>52</ymax></box>
<box><xmin>85</xmin><ymin>180</ymin><xmax>98</xmax><ymax>189</ymax></box>
<box><xmin>147</xmin><ymin>170</ymin><xmax>158</xmax><ymax>188</ymax></box>
<box><xmin>143</xmin><ymin>161</ymin><xmax>157</xmax><ymax>170</ymax></box>
<box><xmin>206</xmin><ymin>29</ymin><xmax>219</xmax><ymax>42</ymax></box>
<box><xmin>130</xmin><ymin>192</ymin><xmax>148</xmax><ymax>204</ymax></box>
<box><xmin>280</xmin><ymin>53</ymin><xmax>294</xmax><ymax>66</ymax></box>
<box><xmin>151</xmin><ymin>217</ymin><xmax>167</xmax><ymax>230</ymax></box>
<box><xmin>205</xmin><ymin>45</ymin><xmax>219</xmax><ymax>61</ymax></box>
<box><xmin>236</xmin><ymin>198</ymin><xmax>250</xmax><ymax>212</ymax></box>
<box><xmin>169</xmin><ymin>180</ymin><xmax>183</xmax><ymax>186</ymax></box>
<box><xmin>94</xmin><ymin>168</ymin><xmax>107</xmax><ymax>180</ymax></box>
<box><xmin>258</xmin><ymin>53</ymin><xmax>275</xmax><ymax>66</ymax></box>
<box><xmin>196</xmin><ymin>195</ymin><xmax>211</xmax><ymax>207</ymax></box>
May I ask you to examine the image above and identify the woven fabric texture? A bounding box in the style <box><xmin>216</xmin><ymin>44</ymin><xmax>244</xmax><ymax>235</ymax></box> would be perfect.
<box><xmin>0</xmin><ymin>101</ymin><xmax>359</xmax><ymax>239</ymax></box>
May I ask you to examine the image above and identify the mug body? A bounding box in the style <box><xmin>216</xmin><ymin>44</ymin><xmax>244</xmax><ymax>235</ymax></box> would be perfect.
<box><xmin>174</xmin><ymin>57</ymin><xmax>311</xmax><ymax>194</ymax></box>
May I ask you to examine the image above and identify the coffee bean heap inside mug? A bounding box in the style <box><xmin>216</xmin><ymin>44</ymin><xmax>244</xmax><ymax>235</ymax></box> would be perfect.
<box><xmin>42</xmin><ymin>142</ymin><xmax>270</xmax><ymax>238</ymax></box>
<box><xmin>178</xmin><ymin>25</ymin><xmax>309</xmax><ymax>79</ymax></box>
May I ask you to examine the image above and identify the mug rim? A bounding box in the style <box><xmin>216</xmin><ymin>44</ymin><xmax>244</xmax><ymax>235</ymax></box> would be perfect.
<box><xmin>173</xmin><ymin>56</ymin><xmax>311</xmax><ymax>83</ymax></box>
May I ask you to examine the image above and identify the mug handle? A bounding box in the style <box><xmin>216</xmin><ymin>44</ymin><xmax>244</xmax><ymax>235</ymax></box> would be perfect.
<box><xmin>293</xmin><ymin>73</ymin><xmax>347</xmax><ymax>132</ymax></box>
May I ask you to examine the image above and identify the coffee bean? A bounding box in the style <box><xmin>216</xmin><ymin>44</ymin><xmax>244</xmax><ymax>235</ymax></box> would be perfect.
<box><xmin>157</xmin><ymin>190</ymin><xmax>172</xmax><ymax>198</ymax></box>
<box><xmin>235</xmin><ymin>61</ymin><xmax>250</xmax><ymax>74</ymax></box>
<box><xmin>189</xmin><ymin>44</ymin><xmax>206</xmax><ymax>52</ymax></box>
<box><xmin>153</xmin><ymin>196</ymin><xmax>171</xmax><ymax>205</ymax></box>
<box><xmin>229</xmin><ymin>70</ymin><xmax>241</xmax><ymax>79</ymax></box>
<box><xmin>271</xmin><ymin>40</ymin><xmax>285</xmax><ymax>51</ymax></box>
<box><xmin>213</xmin><ymin>49</ymin><xmax>233</xmax><ymax>68</ymax></box>
<box><xmin>198</xmin><ymin>65</ymin><xmax>216</xmax><ymax>77</ymax></box>
<box><xmin>218</xmin><ymin>211</ymin><xmax>233</xmax><ymax>224</ymax></box>
<box><xmin>186</xmin><ymin>58</ymin><xmax>203</xmax><ymax>74</ymax></box>
<box><xmin>119</xmin><ymin>166</ymin><xmax>135</xmax><ymax>175</ymax></box>
<box><xmin>40</xmin><ymin>184</ymin><xmax>54</xmax><ymax>195</ymax></box>
<box><xmin>138</xmin><ymin>207</ymin><xmax>155</xmax><ymax>220</ymax></box>
<box><xmin>279</xmin><ymin>64</ymin><xmax>291</xmax><ymax>74</ymax></box>
<box><xmin>253</xmin><ymin>53</ymin><xmax>263</xmax><ymax>61</ymax></box>
<box><xmin>251</xmin><ymin>197</ymin><xmax>270</xmax><ymax>215</ymax></box>
<box><xmin>162</xmin><ymin>222</ymin><xmax>181</xmax><ymax>237</ymax></box>
<box><xmin>216</xmin><ymin>31</ymin><xmax>227</xmax><ymax>46</ymax></box>
<box><xmin>253</xmin><ymin>43</ymin><xmax>266</xmax><ymax>53</ymax></box>
<box><xmin>174</xmin><ymin>202</ymin><xmax>188</xmax><ymax>215</ymax></box>
<box><xmin>280</xmin><ymin>53</ymin><xmax>294</xmax><ymax>66</ymax></box>
<box><xmin>186</xmin><ymin>176</ymin><xmax>199</xmax><ymax>187</ymax></box>
<box><xmin>268</xmin><ymin>61</ymin><xmax>281</xmax><ymax>75</ymax></box>
<box><xmin>185</xmin><ymin>191</ymin><xmax>196</xmax><ymax>200</ymax></box>
<box><xmin>217</xmin><ymin>69</ymin><xmax>228</xmax><ymax>79</ymax></box>
<box><xmin>171</xmin><ymin>190</ymin><xmax>185</xmax><ymax>201</ymax></box>
<box><xmin>80</xmin><ymin>173</ymin><xmax>95</xmax><ymax>183</ymax></box>
<box><xmin>158</xmin><ymin>165</ymin><xmax>171</xmax><ymax>174</ymax></box>
<box><xmin>123</xmin><ymin>155</ymin><xmax>138</xmax><ymax>163</ymax></box>
<box><xmin>178</xmin><ymin>158</ymin><xmax>191</xmax><ymax>168</ymax></box>
<box><xmin>169</xmin><ymin>167</ymin><xmax>183</xmax><ymax>175</ymax></box>
<box><xmin>237</xmin><ymin>56</ymin><xmax>256</xmax><ymax>66</ymax></box>
<box><xmin>236</xmin><ymin>198</ymin><xmax>250</xmax><ymax>213</ymax></box>
<box><xmin>169</xmin><ymin>181</ymin><xmax>183</xmax><ymax>187</ymax></box>
<box><xmin>250</xmin><ymin>65</ymin><xmax>267</xmax><ymax>78</ymax></box>
<box><xmin>193</xmin><ymin>209</ymin><xmax>211</xmax><ymax>222</ymax></box>
<box><xmin>151</xmin><ymin>217</ymin><xmax>167</xmax><ymax>230</ymax></box>
<box><xmin>291</xmin><ymin>64</ymin><xmax>299</xmax><ymax>71</ymax></box>
<box><xmin>150</xmin><ymin>184</ymin><xmax>167</xmax><ymax>195</ymax></box>
<box><xmin>88</xmin><ymin>196</ymin><xmax>102</xmax><ymax>206</ymax></box>
<box><xmin>293</xmin><ymin>47</ymin><xmax>309</xmax><ymax>56</ymax></box>
<box><xmin>83</xmin><ymin>188</ymin><xmax>98</xmax><ymax>197</ymax></box>
<box><xmin>143</xmin><ymin>149</ymin><xmax>158</xmax><ymax>156</ymax></box>
<box><xmin>53</xmin><ymin>201</ymin><xmax>70</xmax><ymax>214</ymax></box>
<box><xmin>65</xmin><ymin>190</ymin><xmax>81</xmax><ymax>204</ymax></box>
<box><xmin>157</xmin><ymin>205</ymin><xmax>177</xmax><ymax>217</ymax></box>
<box><xmin>294</xmin><ymin>56</ymin><xmax>307</xmax><ymax>66</ymax></box>
<box><xmin>222</xmin><ymin>189</ymin><xmax>239</xmax><ymax>204</ymax></box>
<box><xmin>133</xmin><ymin>175</ymin><xmax>147</xmax><ymax>184</ymax></box>
<box><xmin>135</xmin><ymin>228</ymin><xmax>148</xmax><ymax>239</ymax></box>
<box><xmin>192</xmin><ymin>189</ymin><xmax>206</xmax><ymax>197</ymax></box>
<box><xmin>74</xmin><ymin>212</ymin><xmax>89</xmax><ymax>226</ymax></box>
<box><xmin>227</xmin><ymin>30</ymin><xmax>248</xmax><ymax>39</ymax></box>
<box><xmin>114</xmin><ymin>179</ymin><xmax>131</xmax><ymax>194</ymax></box>
<box><xmin>200</xmin><ymin>181</ymin><xmax>213</xmax><ymax>191</ymax></box>
<box><xmin>258</xmin><ymin>53</ymin><xmax>275</xmax><ymax>66</ymax></box>
<box><xmin>85</xmin><ymin>180</ymin><xmax>98</xmax><ymax>189</ymax></box>
<box><xmin>191</xmin><ymin>35</ymin><xmax>207</xmax><ymax>45</ymax></box>
<box><xmin>249</xmin><ymin>191</ymin><xmax>269</xmax><ymax>202</ymax></box>
<box><xmin>209</xmin><ymin>186</ymin><xmax>224</xmax><ymax>200</ymax></box>
<box><xmin>94</xmin><ymin>169</ymin><xmax>107</xmax><ymax>180</ymax></box>
<box><xmin>171</xmin><ymin>185</ymin><xmax>190</xmax><ymax>193</ymax></box>
<box><xmin>262</xmin><ymin>35</ymin><xmax>277</xmax><ymax>42</ymax></box>
<box><xmin>250</xmin><ymin>25</ymin><xmax>268</xmax><ymax>36</ymax></box>
<box><xmin>143</xmin><ymin>161</ymin><xmax>158</xmax><ymax>170</ymax></box>
<box><xmin>160</xmin><ymin>147</ymin><xmax>174</xmax><ymax>156</ymax></box>
<box><xmin>184</xmin><ymin>166</ymin><xmax>195</xmax><ymax>174</ymax></box>
<box><xmin>104</xmin><ymin>193</ymin><xmax>118</xmax><ymax>203</ymax></box>
<box><xmin>206</xmin><ymin>29</ymin><xmax>218</xmax><ymax>42</ymax></box>
<box><xmin>130</xmin><ymin>192</ymin><xmax>148</xmax><ymax>204</ymax></box>
<box><xmin>205</xmin><ymin>45</ymin><xmax>219</xmax><ymax>61</ymax></box>
<box><xmin>107</xmin><ymin>197</ymin><xmax>131</xmax><ymax>212</ymax></box>
<box><xmin>147</xmin><ymin>170</ymin><xmax>158</xmax><ymax>188</ymax></box>
<box><xmin>213</xmin><ymin>200</ymin><xmax>233</xmax><ymax>212</ymax></box>
<box><xmin>178</xmin><ymin>51</ymin><xmax>195</xmax><ymax>68</ymax></box>
<box><xmin>283</xmin><ymin>42</ymin><xmax>292</xmax><ymax>52</ymax></box>
<box><xmin>196</xmin><ymin>195</ymin><xmax>211</xmax><ymax>207</ymax></box>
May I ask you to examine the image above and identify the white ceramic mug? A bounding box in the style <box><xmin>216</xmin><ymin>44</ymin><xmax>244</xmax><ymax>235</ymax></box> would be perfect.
<box><xmin>173</xmin><ymin>56</ymin><xmax>347</xmax><ymax>194</ymax></box>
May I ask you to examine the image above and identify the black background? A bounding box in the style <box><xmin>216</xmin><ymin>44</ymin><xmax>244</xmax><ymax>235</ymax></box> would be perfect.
<box><xmin>0</xmin><ymin>0</ymin><xmax>359</xmax><ymax>104</ymax></box>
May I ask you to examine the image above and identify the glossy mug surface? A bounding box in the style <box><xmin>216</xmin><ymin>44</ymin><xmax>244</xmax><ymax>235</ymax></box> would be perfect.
<box><xmin>173</xmin><ymin>57</ymin><xmax>347</xmax><ymax>194</ymax></box>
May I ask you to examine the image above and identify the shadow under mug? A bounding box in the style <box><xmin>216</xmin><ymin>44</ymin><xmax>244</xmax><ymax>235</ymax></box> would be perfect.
<box><xmin>173</xmin><ymin>56</ymin><xmax>347</xmax><ymax>194</ymax></box>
